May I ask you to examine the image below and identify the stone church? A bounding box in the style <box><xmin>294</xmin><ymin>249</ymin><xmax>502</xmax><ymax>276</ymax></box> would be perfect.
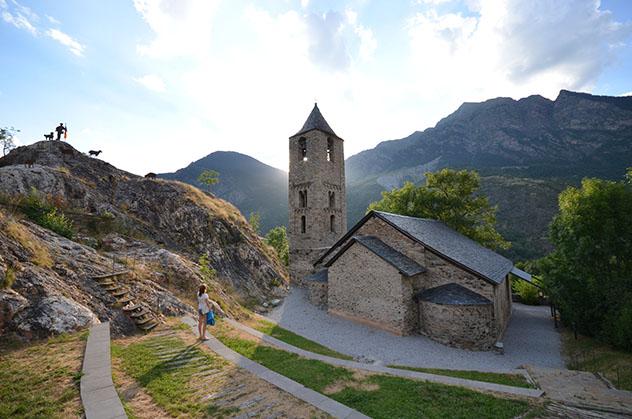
<box><xmin>288</xmin><ymin>104</ymin><xmax>529</xmax><ymax>350</ymax></box>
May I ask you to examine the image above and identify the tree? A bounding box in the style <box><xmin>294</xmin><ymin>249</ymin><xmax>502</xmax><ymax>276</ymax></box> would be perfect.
<box><xmin>198</xmin><ymin>169</ymin><xmax>219</xmax><ymax>187</ymax></box>
<box><xmin>248</xmin><ymin>212</ymin><xmax>261</xmax><ymax>235</ymax></box>
<box><xmin>540</xmin><ymin>172</ymin><xmax>632</xmax><ymax>349</ymax></box>
<box><xmin>0</xmin><ymin>127</ymin><xmax>19</xmax><ymax>156</ymax></box>
<box><xmin>265</xmin><ymin>226</ymin><xmax>289</xmax><ymax>266</ymax></box>
<box><xmin>368</xmin><ymin>168</ymin><xmax>509</xmax><ymax>250</ymax></box>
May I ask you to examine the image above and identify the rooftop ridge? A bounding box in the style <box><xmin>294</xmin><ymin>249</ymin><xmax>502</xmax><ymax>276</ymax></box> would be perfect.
<box><xmin>293</xmin><ymin>103</ymin><xmax>338</xmax><ymax>137</ymax></box>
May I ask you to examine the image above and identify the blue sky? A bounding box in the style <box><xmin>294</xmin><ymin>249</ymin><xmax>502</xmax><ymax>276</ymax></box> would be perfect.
<box><xmin>1</xmin><ymin>0</ymin><xmax>631</xmax><ymax>174</ymax></box>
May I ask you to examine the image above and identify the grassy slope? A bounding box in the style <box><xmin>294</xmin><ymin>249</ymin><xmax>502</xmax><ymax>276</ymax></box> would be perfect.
<box><xmin>247</xmin><ymin>318</ymin><xmax>353</xmax><ymax>360</ymax></box>
<box><xmin>387</xmin><ymin>365</ymin><xmax>533</xmax><ymax>389</ymax></box>
<box><xmin>213</xmin><ymin>320</ymin><xmax>534</xmax><ymax>419</ymax></box>
<box><xmin>248</xmin><ymin>317</ymin><xmax>532</xmax><ymax>388</ymax></box>
<box><xmin>0</xmin><ymin>332</ymin><xmax>87</xmax><ymax>418</ymax></box>
<box><xmin>563</xmin><ymin>330</ymin><xmax>632</xmax><ymax>391</ymax></box>
<box><xmin>112</xmin><ymin>333</ymin><xmax>234</xmax><ymax>418</ymax></box>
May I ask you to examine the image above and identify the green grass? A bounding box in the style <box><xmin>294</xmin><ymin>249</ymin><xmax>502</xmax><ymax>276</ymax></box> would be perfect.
<box><xmin>112</xmin><ymin>335</ymin><xmax>235</xmax><ymax>418</ymax></box>
<box><xmin>388</xmin><ymin>365</ymin><xmax>534</xmax><ymax>389</ymax></box>
<box><xmin>213</xmin><ymin>321</ymin><xmax>534</xmax><ymax>419</ymax></box>
<box><xmin>250</xmin><ymin>318</ymin><xmax>354</xmax><ymax>360</ymax></box>
<box><xmin>563</xmin><ymin>330</ymin><xmax>632</xmax><ymax>391</ymax></box>
<box><xmin>0</xmin><ymin>331</ymin><xmax>86</xmax><ymax>418</ymax></box>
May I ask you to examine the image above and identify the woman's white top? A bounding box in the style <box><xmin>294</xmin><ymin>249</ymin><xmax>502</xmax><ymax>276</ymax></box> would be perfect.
<box><xmin>198</xmin><ymin>293</ymin><xmax>210</xmax><ymax>314</ymax></box>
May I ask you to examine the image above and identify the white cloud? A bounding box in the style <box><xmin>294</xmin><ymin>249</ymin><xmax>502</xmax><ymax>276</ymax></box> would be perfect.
<box><xmin>620</xmin><ymin>91</ymin><xmax>632</xmax><ymax>97</ymax></box>
<box><xmin>2</xmin><ymin>10</ymin><xmax>37</xmax><ymax>35</ymax></box>
<box><xmin>46</xmin><ymin>28</ymin><xmax>85</xmax><ymax>56</ymax></box>
<box><xmin>406</xmin><ymin>0</ymin><xmax>632</xmax><ymax>104</ymax></box>
<box><xmin>46</xmin><ymin>14</ymin><xmax>60</xmax><ymax>25</ymax></box>
<box><xmin>133</xmin><ymin>0</ymin><xmax>220</xmax><ymax>59</ymax></box>
<box><xmin>124</xmin><ymin>0</ymin><xmax>631</xmax><ymax>174</ymax></box>
<box><xmin>134</xmin><ymin>74</ymin><xmax>166</xmax><ymax>92</ymax></box>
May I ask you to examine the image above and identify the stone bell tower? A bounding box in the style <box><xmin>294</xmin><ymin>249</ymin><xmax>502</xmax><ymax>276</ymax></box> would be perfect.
<box><xmin>288</xmin><ymin>104</ymin><xmax>346</xmax><ymax>283</ymax></box>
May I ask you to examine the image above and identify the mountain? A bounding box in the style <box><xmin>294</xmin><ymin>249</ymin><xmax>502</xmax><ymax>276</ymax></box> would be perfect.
<box><xmin>0</xmin><ymin>141</ymin><xmax>288</xmax><ymax>340</ymax></box>
<box><xmin>160</xmin><ymin>151</ymin><xmax>288</xmax><ymax>234</ymax></box>
<box><xmin>158</xmin><ymin>90</ymin><xmax>632</xmax><ymax>261</ymax></box>
<box><xmin>346</xmin><ymin>90</ymin><xmax>632</xmax><ymax>260</ymax></box>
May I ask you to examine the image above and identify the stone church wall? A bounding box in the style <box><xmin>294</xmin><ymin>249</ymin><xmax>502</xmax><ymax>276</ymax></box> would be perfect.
<box><xmin>419</xmin><ymin>300</ymin><xmax>495</xmax><ymax>350</ymax></box>
<box><xmin>328</xmin><ymin>243</ymin><xmax>417</xmax><ymax>335</ymax></box>
<box><xmin>307</xmin><ymin>281</ymin><xmax>328</xmax><ymax>307</ymax></box>
<box><xmin>323</xmin><ymin>215</ymin><xmax>510</xmax><ymax>341</ymax></box>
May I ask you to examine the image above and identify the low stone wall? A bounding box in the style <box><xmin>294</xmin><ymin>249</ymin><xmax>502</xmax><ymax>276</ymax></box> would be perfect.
<box><xmin>307</xmin><ymin>281</ymin><xmax>328</xmax><ymax>308</ymax></box>
<box><xmin>419</xmin><ymin>300</ymin><xmax>494</xmax><ymax>350</ymax></box>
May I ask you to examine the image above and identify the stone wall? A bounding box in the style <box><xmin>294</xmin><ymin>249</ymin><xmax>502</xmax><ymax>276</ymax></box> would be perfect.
<box><xmin>288</xmin><ymin>127</ymin><xmax>346</xmax><ymax>284</ymax></box>
<box><xmin>307</xmin><ymin>281</ymin><xmax>328</xmax><ymax>308</ymax></box>
<box><xmin>493</xmin><ymin>275</ymin><xmax>512</xmax><ymax>338</ymax></box>
<box><xmin>328</xmin><ymin>242</ymin><xmax>417</xmax><ymax>335</ymax></box>
<box><xmin>320</xmin><ymin>215</ymin><xmax>511</xmax><ymax>341</ymax></box>
<box><xmin>419</xmin><ymin>300</ymin><xmax>495</xmax><ymax>350</ymax></box>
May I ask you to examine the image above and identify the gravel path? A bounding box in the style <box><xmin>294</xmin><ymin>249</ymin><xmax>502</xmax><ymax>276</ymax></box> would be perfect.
<box><xmin>267</xmin><ymin>287</ymin><xmax>563</xmax><ymax>372</ymax></box>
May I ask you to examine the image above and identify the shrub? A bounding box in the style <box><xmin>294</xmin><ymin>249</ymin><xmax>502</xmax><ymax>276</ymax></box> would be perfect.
<box><xmin>40</xmin><ymin>208</ymin><xmax>74</xmax><ymax>239</ymax></box>
<box><xmin>19</xmin><ymin>188</ymin><xmax>75</xmax><ymax>239</ymax></box>
<box><xmin>1</xmin><ymin>266</ymin><xmax>16</xmax><ymax>289</ymax></box>
<box><xmin>512</xmin><ymin>277</ymin><xmax>541</xmax><ymax>305</ymax></box>
<box><xmin>265</xmin><ymin>226</ymin><xmax>289</xmax><ymax>266</ymax></box>
<box><xmin>199</xmin><ymin>254</ymin><xmax>217</xmax><ymax>284</ymax></box>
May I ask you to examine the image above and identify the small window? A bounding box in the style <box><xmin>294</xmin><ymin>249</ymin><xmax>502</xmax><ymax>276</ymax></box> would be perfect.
<box><xmin>327</xmin><ymin>138</ymin><xmax>334</xmax><ymax>162</ymax></box>
<box><xmin>330</xmin><ymin>214</ymin><xmax>335</xmax><ymax>233</ymax></box>
<box><xmin>328</xmin><ymin>191</ymin><xmax>335</xmax><ymax>208</ymax></box>
<box><xmin>301</xmin><ymin>216</ymin><xmax>306</xmax><ymax>234</ymax></box>
<box><xmin>299</xmin><ymin>137</ymin><xmax>307</xmax><ymax>162</ymax></box>
<box><xmin>299</xmin><ymin>190</ymin><xmax>307</xmax><ymax>208</ymax></box>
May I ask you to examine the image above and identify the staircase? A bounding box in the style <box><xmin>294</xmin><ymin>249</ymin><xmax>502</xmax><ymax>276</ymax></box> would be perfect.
<box><xmin>92</xmin><ymin>271</ymin><xmax>160</xmax><ymax>332</ymax></box>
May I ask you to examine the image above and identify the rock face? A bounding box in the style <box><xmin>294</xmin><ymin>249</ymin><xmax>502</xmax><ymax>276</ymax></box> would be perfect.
<box><xmin>0</xmin><ymin>141</ymin><xmax>288</xmax><ymax>340</ymax></box>
<box><xmin>345</xmin><ymin>90</ymin><xmax>632</xmax><ymax>259</ymax></box>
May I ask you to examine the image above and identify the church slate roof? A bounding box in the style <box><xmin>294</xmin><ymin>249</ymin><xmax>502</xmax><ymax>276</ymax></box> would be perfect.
<box><xmin>293</xmin><ymin>103</ymin><xmax>338</xmax><ymax>137</ymax></box>
<box><xmin>325</xmin><ymin>235</ymin><xmax>426</xmax><ymax>277</ymax></box>
<box><xmin>415</xmin><ymin>283</ymin><xmax>492</xmax><ymax>306</ymax></box>
<box><xmin>314</xmin><ymin>211</ymin><xmax>514</xmax><ymax>285</ymax></box>
<box><xmin>375</xmin><ymin>212</ymin><xmax>513</xmax><ymax>284</ymax></box>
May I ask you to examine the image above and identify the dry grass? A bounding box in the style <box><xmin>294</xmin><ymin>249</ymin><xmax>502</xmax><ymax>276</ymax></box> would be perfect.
<box><xmin>0</xmin><ymin>331</ymin><xmax>87</xmax><ymax>418</ymax></box>
<box><xmin>4</xmin><ymin>218</ymin><xmax>53</xmax><ymax>268</ymax></box>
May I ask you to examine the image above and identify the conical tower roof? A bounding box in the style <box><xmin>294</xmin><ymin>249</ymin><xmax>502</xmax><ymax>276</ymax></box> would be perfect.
<box><xmin>293</xmin><ymin>103</ymin><xmax>338</xmax><ymax>137</ymax></box>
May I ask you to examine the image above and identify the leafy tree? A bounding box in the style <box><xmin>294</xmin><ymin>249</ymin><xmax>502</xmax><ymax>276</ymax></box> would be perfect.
<box><xmin>197</xmin><ymin>169</ymin><xmax>219</xmax><ymax>187</ymax></box>
<box><xmin>540</xmin><ymin>172</ymin><xmax>632</xmax><ymax>349</ymax></box>
<box><xmin>248</xmin><ymin>212</ymin><xmax>261</xmax><ymax>235</ymax></box>
<box><xmin>1</xmin><ymin>127</ymin><xmax>19</xmax><ymax>156</ymax></box>
<box><xmin>265</xmin><ymin>226</ymin><xmax>289</xmax><ymax>266</ymax></box>
<box><xmin>368</xmin><ymin>168</ymin><xmax>509</xmax><ymax>250</ymax></box>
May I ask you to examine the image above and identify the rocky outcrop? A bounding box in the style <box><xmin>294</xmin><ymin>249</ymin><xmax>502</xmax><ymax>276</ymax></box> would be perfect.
<box><xmin>0</xmin><ymin>141</ymin><xmax>289</xmax><ymax>340</ymax></box>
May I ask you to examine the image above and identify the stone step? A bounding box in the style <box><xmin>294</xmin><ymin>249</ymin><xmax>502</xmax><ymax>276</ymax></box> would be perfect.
<box><xmin>122</xmin><ymin>303</ymin><xmax>141</xmax><ymax>312</ymax></box>
<box><xmin>139</xmin><ymin>321</ymin><xmax>158</xmax><ymax>331</ymax></box>
<box><xmin>110</xmin><ymin>289</ymin><xmax>129</xmax><ymax>297</ymax></box>
<box><xmin>92</xmin><ymin>270</ymin><xmax>130</xmax><ymax>280</ymax></box>
<box><xmin>130</xmin><ymin>309</ymin><xmax>149</xmax><ymax>318</ymax></box>
<box><xmin>117</xmin><ymin>296</ymin><xmax>134</xmax><ymax>305</ymax></box>
<box><xmin>135</xmin><ymin>317</ymin><xmax>155</xmax><ymax>326</ymax></box>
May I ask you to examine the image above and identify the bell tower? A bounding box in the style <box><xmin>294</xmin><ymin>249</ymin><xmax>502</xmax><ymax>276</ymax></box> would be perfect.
<box><xmin>288</xmin><ymin>104</ymin><xmax>346</xmax><ymax>283</ymax></box>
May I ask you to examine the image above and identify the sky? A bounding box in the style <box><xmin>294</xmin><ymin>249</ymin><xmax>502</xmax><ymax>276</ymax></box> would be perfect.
<box><xmin>1</xmin><ymin>0</ymin><xmax>632</xmax><ymax>175</ymax></box>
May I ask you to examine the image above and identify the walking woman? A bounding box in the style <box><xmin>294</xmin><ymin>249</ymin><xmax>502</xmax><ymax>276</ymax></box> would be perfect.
<box><xmin>197</xmin><ymin>284</ymin><xmax>225</xmax><ymax>340</ymax></box>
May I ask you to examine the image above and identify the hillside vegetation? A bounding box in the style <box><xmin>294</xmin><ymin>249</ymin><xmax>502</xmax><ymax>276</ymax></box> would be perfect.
<box><xmin>0</xmin><ymin>141</ymin><xmax>288</xmax><ymax>341</ymax></box>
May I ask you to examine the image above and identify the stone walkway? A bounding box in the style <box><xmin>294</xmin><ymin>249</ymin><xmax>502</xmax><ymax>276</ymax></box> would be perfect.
<box><xmin>225</xmin><ymin>318</ymin><xmax>544</xmax><ymax>399</ymax></box>
<box><xmin>268</xmin><ymin>287</ymin><xmax>563</xmax><ymax>372</ymax></box>
<box><xmin>81</xmin><ymin>322</ymin><xmax>127</xmax><ymax>419</ymax></box>
<box><xmin>182</xmin><ymin>317</ymin><xmax>369</xmax><ymax>419</ymax></box>
<box><xmin>527</xmin><ymin>366</ymin><xmax>632</xmax><ymax>417</ymax></box>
